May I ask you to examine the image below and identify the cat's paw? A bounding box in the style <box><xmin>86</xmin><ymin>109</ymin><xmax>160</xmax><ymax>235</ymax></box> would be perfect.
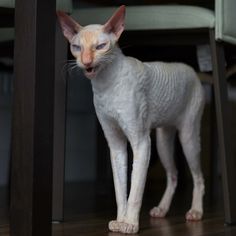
<box><xmin>108</xmin><ymin>220</ymin><xmax>139</xmax><ymax>234</ymax></box>
<box><xmin>185</xmin><ymin>209</ymin><xmax>203</xmax><ymax>221</ymax></box>
<box><xmin>149</xmin><ymin>207</ymin><xmax>167</xmax><ymax>218</ymax></box>
<box><xmin>108</xmin><ymin>220</ymin><xmax>122</xmax><ymax>232</ymax></box>
<box><xmin>119</xmin><ymin>222</ymin><xmax>139</xmax><ymax>234</ymax></box>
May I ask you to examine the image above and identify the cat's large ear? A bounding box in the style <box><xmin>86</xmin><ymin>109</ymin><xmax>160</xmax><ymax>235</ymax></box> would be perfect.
<box><xmin>57</xmin><ymin>11</ymin><xmax>82</xmax><ymax>43</ymax></box>
<box><xmin>103</xmin><ymin>5</ymin><xmax>125</xmax><ymax>41</ymax></box>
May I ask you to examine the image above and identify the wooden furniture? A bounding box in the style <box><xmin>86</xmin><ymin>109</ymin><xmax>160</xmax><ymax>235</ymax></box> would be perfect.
<box><xmin>10</xmin><ymin>1</ymin><xmax>57</xmax><ymax>235</ymax></box>
<box><xmin>10</xmin><ymin>1</ymin><xmax>56</xmax><ymax>235</ymax></box>
<box><xmin>0</xmin><ymin>0</ymin><xmax>72</xmax><ymax>225</ymax></box>
<box><xmin>0</xmin><ymin>0</ymin><xmax>72</xmax><ymax>235</ymax></box>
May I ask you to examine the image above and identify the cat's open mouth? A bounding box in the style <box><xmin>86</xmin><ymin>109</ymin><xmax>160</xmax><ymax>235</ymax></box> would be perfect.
<box><xmin>86</xmin><ymin>67</ymin><xmax>94</xmax><ymax>73</ymax></box>
<box><xmin>84</xmin><ymin>66</ymin><xmax>99</xmax><ymax>78</ymax></box>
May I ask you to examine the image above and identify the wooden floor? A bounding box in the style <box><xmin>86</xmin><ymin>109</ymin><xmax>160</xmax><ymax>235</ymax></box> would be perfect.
<box><xmin>52</xmin><ymin>214</ymin><xmax>236</xmax><ymax>236</ymax></box>
<box><xmin>1</xmin><ymin>181</ymin><xmax>236</xmax><ymax>236</ymax></box>
<box><xmin>1</xmin><ymin>209</ymin><xmax>236</xmax><ymax>236</ymax></box>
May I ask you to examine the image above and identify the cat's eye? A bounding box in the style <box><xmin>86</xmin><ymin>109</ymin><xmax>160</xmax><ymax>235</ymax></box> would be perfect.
<box><xmin>96</xmin><ymin>43</ymin><xmax>107</xmax><ymax>50</ymax></box>
<box><xmin>71</xmin><ymin>44</ymin><xmax>81</xmax><ymax>51</ymax></box>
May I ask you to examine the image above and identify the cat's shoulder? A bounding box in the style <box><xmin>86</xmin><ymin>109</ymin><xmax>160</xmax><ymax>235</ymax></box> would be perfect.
<box><xmin>121</xmin><ymin>56</ymin><xmax>146</xmax><ymax>75</ymax></box>
<box><xmin>124</xmin><ymin>56</ymin><xmax>143</xmax><ymax>67</ymax></box>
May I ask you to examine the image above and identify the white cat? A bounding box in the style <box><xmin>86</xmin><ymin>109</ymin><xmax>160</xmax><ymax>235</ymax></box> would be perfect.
<box><xmin>57</xmin><ymin>5</ymin><xmax>205</xmax><ymax>234</ymax></box>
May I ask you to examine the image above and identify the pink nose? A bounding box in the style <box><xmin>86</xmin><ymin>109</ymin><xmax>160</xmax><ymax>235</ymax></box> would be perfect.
<box><xmin>83</xmin><ymin>61</ymin><xmax>92</xmax><ymax>68</ymax></box>
<box><xmin>82</xmin><ymin>51</ymin><xmax>93</xmax><ymax>67</ymax></box>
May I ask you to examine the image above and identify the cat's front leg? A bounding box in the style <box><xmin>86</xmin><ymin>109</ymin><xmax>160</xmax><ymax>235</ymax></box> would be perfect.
<box><xmin>108</xmin><ymin>137</ymin><xmax>129</xmax><ymax>233</ymax></box>
<box><xmin>108</xmin><ymin>142</ymin><xmax>128</xmax><ymax>233</ymax></box>
<box><xmin>118</xmin><ymin>135</ymin><xmax>151</xmax><ymax>234</ymax></box>
<box><xmin>98</xmin><ymin>119</ymin><xmax>128</xmax><ymax>231</ymax></box>
<box><xmin>109</xmin><ymin>142</ymin><xmax>128</xmax><ymax>223</ymax></box>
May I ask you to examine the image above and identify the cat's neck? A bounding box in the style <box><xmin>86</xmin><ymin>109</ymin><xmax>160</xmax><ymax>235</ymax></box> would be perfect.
<box><xmin>91</xmin><ymin>45</ymin><xmax>125</xmax><ymax>94</ymax></box>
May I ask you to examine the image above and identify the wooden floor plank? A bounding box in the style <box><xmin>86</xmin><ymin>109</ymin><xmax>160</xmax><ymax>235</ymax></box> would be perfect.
<box><xmin>1</xmin><ymin>210</ymin><xmax>236</xmax><ymax>236</ymax></box>
<box><xmin>1</xmin><ymin>206</ymin><xmax>227</xmax><ymax>235</ymax></box>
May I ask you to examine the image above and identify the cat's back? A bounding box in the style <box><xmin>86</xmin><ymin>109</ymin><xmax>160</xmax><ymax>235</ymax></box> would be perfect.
<box><xmin>122</xmin><ymin>59</ymin><xmax>199</xmax><ymax>92</ymax></box>
<box><xmin>144</xmin><ymin>61</ymin><xmax>197</xmax><ymax>84</ymax></box>
<box><xmin>143</xmin><ymin>61</ymin><xmax>201</xmax><ymax>96</ymax></box>
<box><xmin>142</xmin><ymin>61</ymin><xmax>204</xmax><ymax>127</ymax></box>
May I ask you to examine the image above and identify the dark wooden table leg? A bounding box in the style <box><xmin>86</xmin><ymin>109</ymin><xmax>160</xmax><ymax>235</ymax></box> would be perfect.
<box><xmin>52</xmin><ymin>20</ymin><xmax>68</xmax><ymax>222</ymax></box>
<box><xmin>10</xmin><ymin>0</ymin><xmax>56</xmax><ymax>235</ymax></box>
<box><xmin>209</xmin><ymin>29</ymin><xmax>236</xmax><ymax>224</ymax></box>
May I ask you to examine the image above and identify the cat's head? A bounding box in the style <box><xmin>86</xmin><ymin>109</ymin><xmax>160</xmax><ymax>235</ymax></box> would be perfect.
<box><xmin>57</xmin><ymin>6</ymin><xmax>125</xmax><ymax>79</ymax></box>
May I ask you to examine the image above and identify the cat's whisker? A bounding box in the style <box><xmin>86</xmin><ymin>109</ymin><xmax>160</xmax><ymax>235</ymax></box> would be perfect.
<box><xmin>58</xmin><ymin>59</ymin><xmax>77</xmax><ymax>66</ymax></box>
<box><xmin>67</xmin><ymin>63</ymin><xmax>78</xmax><ymax>68</ymax></box>
<box><xmin>67</xmin><ymin>59</ymin><xmax>77</xmax><ymax>63</ymax></box>
<box><xmin>68</xmin><ymin>64</ymin><xmax>79</xmax><ymax>73</ymax></box>
<box><xmin>61</xmin><ymin>62</ymin><xmax>80</xmax><ymax>75</ymax></box>
<box><xmin>64</xmin><ymin>61</ymin><xmax>78</xmax><ymax>67</ymax></box>
<box><xmin>56</xmin><ymin>61</ymin><xmax>78</xmax><ymax>82</ymax></box>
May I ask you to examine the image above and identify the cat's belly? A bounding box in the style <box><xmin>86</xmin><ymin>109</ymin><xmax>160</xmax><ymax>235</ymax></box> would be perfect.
<box><xmin>148</xmin><ymin>110</ymin><xmax>182</xmax><ymax>128</ymax></box>
<box><xmin>147</xmin><ymin>88</ymin><xmax>189</xmax><ymax>128</ymax></box>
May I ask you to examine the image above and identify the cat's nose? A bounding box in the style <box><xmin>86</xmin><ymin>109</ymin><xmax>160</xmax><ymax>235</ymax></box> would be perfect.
<box><xmin>83</xmin><ymin>61</ymin><xmax>93</xmax><ymax>68</ymax></box>
<box><xmin>82</xmin><ymin>52</ymin><xmax>93</xmax><ymax>68</ymax></box>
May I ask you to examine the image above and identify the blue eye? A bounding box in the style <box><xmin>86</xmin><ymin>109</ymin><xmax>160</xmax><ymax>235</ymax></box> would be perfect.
<box><xmin>71</xmin><ymin>44</ymin><xmax>81</xmax><ymax>51</ymax></box>
<box><xmin>96</xmin><ymin>43</ymin><xmax>107</xmax><ymax>50</ymax></box>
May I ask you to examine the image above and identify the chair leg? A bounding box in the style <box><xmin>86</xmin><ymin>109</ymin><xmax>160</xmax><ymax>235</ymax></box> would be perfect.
<box><xmin>209</xmin><ymin>86</ymin><xmax>219</xmax><ymax>202</ymax></box>
<box><xmin>209</xmin><ymin>29</ymin><xmax>236</xmax><ymax>224</ymax></box>
<box><xmin>52</xmin><ymin>21</ymin><xmax>68</xmax><ymax>222</ymax></box>
<box><xmin>11</xmin><ymin>1</ymin><xmax>56</xmax><ymax>235</ymax></box>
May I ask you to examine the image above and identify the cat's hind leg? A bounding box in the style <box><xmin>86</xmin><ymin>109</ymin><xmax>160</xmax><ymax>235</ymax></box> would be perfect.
<box><xmin>150</xmin><ymin>127</ymin><xmax>178</xmax><ymax>218</ymax></box>
<box><xmin>178</xmin><ymin>117</ymin><xmax>205</xmax><ymax>221</ymax></box>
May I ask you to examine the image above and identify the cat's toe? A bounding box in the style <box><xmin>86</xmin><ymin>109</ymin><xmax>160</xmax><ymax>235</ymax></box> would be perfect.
<box><xmin>108</xmin><ymin>220</ymin><xmax>122</xmax><ymax>232</ymax></box>
<box><xmin>185</xmin><ymin>209</ymin><xmax>203</xmax><ymax>221</ymax></box>
<box><xmin>119</xmin><ymin>222</ymin><xmax>139</xmax><ymax>234</ymax></box>
<box><xmin>109</xmin><ymin>220</ymin><xmax>139</xmax><ymax>234</ymax></box>
<box><xmin>150</xmin><ymin>207</ymin><xmax>167</xmax><ymax>218</ymax></box>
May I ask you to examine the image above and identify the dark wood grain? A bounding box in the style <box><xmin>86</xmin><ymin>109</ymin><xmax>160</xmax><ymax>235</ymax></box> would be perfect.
<box><xmin>10</xmin><ymin>0</ymin><xmax>56</xmax><ymax>235</ymax></box>
<box><xmin>52</xmin><ymin>21</ymin><xmax>68</xmax><ymax>222</ymax></box>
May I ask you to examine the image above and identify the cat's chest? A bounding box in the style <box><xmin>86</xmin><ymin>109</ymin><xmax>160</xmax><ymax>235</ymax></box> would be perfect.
<box><xmin>93</xmin><ymin>78</ymin><xmax>150</xmax><ymax>138</ymax></box>
<box><xmin>93</xmin><ymin>68</ymin><xmax>143</xmax><ymax>118</ymax></box>
<box><xmin>94</xmin><ymin>87</ymin><xmax>133</xmax><ymax>120</ymax></box>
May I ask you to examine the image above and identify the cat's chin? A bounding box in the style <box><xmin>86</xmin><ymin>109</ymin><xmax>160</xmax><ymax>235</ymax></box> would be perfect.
<box><xmin>84</xmin><ymin>66</ymin><xmax>100</xmax><ymax>79</ymax></box>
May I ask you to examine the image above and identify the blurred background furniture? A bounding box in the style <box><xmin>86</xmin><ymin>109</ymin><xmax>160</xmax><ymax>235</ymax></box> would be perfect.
<box><xmin>73</xmin><ymin>0</ymin><xmax>236</xmax><ymax>224</ymax></box>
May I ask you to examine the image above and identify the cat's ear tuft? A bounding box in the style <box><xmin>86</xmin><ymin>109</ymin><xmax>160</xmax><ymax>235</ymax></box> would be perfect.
<box><xmin>57</xmin><ymin>11</ymin><xmax>82</xmax><ymax>43</ymax></box>
<box><xmin>103</xmin><ymin>5</ymin><xmax>126</xmax><ymax>41</ymax></box>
